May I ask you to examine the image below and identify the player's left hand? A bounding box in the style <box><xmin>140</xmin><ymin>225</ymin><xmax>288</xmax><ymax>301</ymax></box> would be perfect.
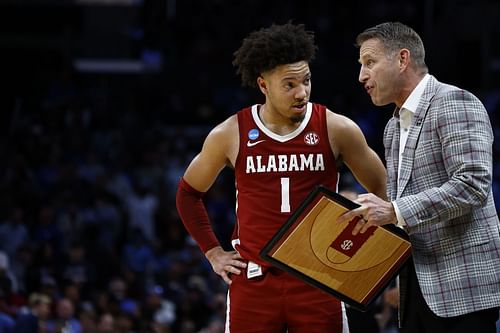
<box><xmin>205</xmin><ymin>246</ymin><xmax>247</xmax><ymax>285</ymax></box>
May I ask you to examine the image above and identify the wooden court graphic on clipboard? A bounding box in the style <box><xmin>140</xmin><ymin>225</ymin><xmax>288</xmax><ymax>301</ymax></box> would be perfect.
<box><xmin>261</xmin><ymin>185</ymin><xmax>411</xmax><ymax>311</ymax></box>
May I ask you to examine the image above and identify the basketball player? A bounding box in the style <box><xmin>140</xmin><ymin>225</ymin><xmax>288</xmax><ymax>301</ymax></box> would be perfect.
<box><xmin>176</xmin><ymin>22</ymin><xmax>387</xmax><ymax>332</ymax></box>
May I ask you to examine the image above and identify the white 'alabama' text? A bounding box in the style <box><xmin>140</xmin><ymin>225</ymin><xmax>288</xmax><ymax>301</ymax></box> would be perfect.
<box><xmin>245</xmin><ymin>154</ymin><xmax>325</xmax><ymax>173</ymax></box>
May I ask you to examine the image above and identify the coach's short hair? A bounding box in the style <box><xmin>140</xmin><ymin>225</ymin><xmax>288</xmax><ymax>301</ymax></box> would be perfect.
<box><xmin>356</xmin><ymin>22</ymin><xmax>428</xmax><ymax>72</ymax></box>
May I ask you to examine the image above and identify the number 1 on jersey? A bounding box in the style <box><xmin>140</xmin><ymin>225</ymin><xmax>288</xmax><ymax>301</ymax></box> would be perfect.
<box><xmin>280</xmin><ymin>177</ymin><xmax>291</xmax><ymax>213</ymax></box>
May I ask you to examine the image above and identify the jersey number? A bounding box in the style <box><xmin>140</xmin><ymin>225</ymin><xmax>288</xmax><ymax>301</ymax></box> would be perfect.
<box><xmin>280</xmin><ymin>177</ymin><xmax>291</xmax><ymax>213</ymax></box>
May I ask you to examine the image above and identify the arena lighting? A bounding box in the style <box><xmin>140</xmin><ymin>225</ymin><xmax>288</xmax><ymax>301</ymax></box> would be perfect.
<box><xmin>73</xmin><ymin>58</ymin><xmax>162</xmax><ymax>73</ymax></box>
<box><xmin>6</xmin><ymin>0</ymin><xmax>143</xmax><ymax>5</ymax></box>
<box><xmin>74</xmin><ymin>49</ymin><xmax>163</xmax><ymax>73</ymax></box>
<box><xmin>74</xmin><ymin>0</ymin><xmax>142</xmax><ymax>6</ymax></box>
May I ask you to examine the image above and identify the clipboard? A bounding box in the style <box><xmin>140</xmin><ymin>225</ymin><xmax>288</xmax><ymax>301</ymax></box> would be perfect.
<box><xmin>260</xmin><ymin>185</ymin><xmax>411</xmax><ymax>311</ymax></box>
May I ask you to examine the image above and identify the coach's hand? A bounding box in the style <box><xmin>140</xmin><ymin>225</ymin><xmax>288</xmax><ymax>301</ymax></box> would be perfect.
<box><xmin>337</xmin><ymin>193</ymin><xmax>397</xmax><ymax>235</ymax></box>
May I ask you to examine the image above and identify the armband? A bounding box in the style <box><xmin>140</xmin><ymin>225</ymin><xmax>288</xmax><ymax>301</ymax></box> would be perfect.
<box><xmin>176</xmin><ymin>177</ymin><xmax>220</xmax><ymax>253</ymax></box>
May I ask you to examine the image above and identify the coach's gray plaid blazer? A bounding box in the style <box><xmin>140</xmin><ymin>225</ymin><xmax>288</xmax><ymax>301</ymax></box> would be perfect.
<box><xmin>384</xmin><ymin>75</ymin><xmax>500</xmax><ymax>320</ymax></box>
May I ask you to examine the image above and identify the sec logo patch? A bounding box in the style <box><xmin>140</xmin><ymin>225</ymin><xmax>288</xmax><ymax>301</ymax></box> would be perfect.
<box><xmin>304</xmin><ymin>131</ymin><xmax>319</xmax><ymax>146</ymax></box>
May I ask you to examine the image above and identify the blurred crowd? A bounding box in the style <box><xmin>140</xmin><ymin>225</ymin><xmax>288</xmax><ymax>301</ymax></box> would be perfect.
<box><xmin>1</xmin><ymin>1</ymin><xmax>499</xmax><ymax>332</ymax></box>
<box><xmin>1</xmin><ymin>53</ymin><xmax>498</xmax><ymax>333</ymax></box>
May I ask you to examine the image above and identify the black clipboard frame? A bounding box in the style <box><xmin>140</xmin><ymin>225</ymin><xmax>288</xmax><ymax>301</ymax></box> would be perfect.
<box><xmin>260</xmin><ymin>185</ymin><xmax>411</xmax><ymax>312</ymax></box>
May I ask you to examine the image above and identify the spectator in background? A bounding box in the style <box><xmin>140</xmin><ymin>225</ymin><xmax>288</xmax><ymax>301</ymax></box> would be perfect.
<box><xmin>113</xmin><ymin>312</ymin><xmax>135</xmax><ymax>333</ymax></box>
<box><xmin>33</xmin><ymin>206</ymin><xmax>62</xmax><ymax>257</ymax></box>
<box><xmin>38</xmin><ymin>277</ymin><xmax>59</xmax><ymax>308</ymax></box>
<box><xmin>13</xmin><ymin>293</ymin><xmax>52</xmax><ymax>333</ymax></box>
<box><xmin>61</xmin><ymin>243</ymin><xmax>95</xmax><ymax>291</ymax></box>
<box><xmin>126</xmin><ymin>180</ymin><xmax>158</xmax><ymax>243</ymax></box>
<box><xmin>62</xmin><ymin>282</ymin><xmax>82</xmax><ymax>310</ymax></box>
<box><xmin>121</xmin><ymin>228</ymin><xmax>154</xmax><ymax>279</ymax></box>
<box><xmin>47</xmin><ymin>298</ymin><xmax>82</xmax><ymax>333</ymax></box>
<box><xmin>78</xmin><ymin>305</ymin><xmax>97</xmax><ymax>333</ymax></box>
<box><xmin>56</xmin><ymin>203</ymin><xmax>86</xmax><ymax>253</ymax></box>
<box><xmin>95</xmin><ymin>314</ymin><xmax>113</xmax><ymax>333</ymax></box>
<box><xmin>0</xmin><ymin>207</ymin><xmax>29</xmax><ymax>260</ymax></box>
<box><xmin>0</xmin><ymin>288</ymin><xmax>15</xmax><ymax>333</ymax></box>
<box><xmin>25</xmin><ymin>243</ymin><xmax>59</xmax><ymax>295</ymax></box>
<box><xmin>0</xmin><ymin>252</ymin><xmax>18</xmax><ymax>299</ymax></box>
<box><xmin>10</xmin><ymin>245</ymin><xmax>34</xmax><ymax>295</ymax></box>
<box><xmin>143</xmin><ymin>285</ymin><xmax>175</xmax><ymax>330</ymax></box>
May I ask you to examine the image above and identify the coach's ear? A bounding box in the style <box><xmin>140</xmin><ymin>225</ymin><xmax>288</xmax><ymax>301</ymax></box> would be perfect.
<box><xmin>398</xmin><ymin>48</ymin><xmax>411</xmax><ymax>72</ymax></box>
<box><xmin>257</xmin><ymin>76</ymin><xmax>268</xmax><ymax>96</ymax></box>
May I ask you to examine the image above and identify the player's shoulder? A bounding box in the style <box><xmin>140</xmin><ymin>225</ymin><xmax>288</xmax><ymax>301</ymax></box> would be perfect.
<box><xmin>207</xmin><ymin>114</ymin><xmax>239</xmax><ymax>142</ymax></box>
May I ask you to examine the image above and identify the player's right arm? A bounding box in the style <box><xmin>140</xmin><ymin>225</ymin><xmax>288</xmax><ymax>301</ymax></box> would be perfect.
<box><xmin>176</xmin><ymin>115</ymin><xmax>246</xmax><ymax>284</ymax></box>
<box><xmin>183</xmin><ymin>116</ymin><xmax>237</xmax><ymax>192</ymax></box>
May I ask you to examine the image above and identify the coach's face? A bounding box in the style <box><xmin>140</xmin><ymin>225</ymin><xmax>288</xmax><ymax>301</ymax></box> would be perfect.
<box><xmin>257</xmin><ymin>61</ymin><xmax>311</xmax><ymax>124</ymax></box>
<box><xmin>358</xmin><ymin>38</ymin><xmax>402</xmax><ymax>107</ymax></box>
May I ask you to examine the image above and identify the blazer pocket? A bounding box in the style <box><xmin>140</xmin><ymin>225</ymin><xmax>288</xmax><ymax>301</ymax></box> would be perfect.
<box><xmin>413</xmin><ymin>225</ymin><xmax>490</xmax><ymax>258</ymax></box>
<box><xmin>438</xmin><ymin>227</ymin><xmax>490</xmax><ymax>257</ymax></box>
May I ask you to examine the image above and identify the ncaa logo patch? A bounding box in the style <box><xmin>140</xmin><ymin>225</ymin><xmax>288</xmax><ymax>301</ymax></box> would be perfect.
<box><xmin>248</xmin><ymin>129</ymin><xmax>259</xmax><ymax>140</ymax></box>
<box><xmin>304</xmin><ymin>131</ymin><xmax>319</xmax><ymax>146</ymax></box>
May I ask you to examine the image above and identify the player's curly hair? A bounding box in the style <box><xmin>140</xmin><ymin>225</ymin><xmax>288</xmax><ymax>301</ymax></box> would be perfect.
<box><xmin>232</xmin><ymin>22</ymin><xmax>317</xmax><ymax>88</ymax></box>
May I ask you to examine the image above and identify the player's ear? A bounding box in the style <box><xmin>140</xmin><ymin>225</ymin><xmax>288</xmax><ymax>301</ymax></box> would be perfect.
<box><xmin>257</xmin><ymin>76</ymin><xmax>268</xmax><ymax>95</ymax></box>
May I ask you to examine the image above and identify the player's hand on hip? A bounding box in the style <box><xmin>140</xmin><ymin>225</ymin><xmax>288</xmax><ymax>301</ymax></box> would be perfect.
<box><xmin>205</xmin><ymin>246</ymin><xmax>247</xmax><ymax>285</ymax></box>
<box><xmin>337</xmin><ymin>193</ymin><xmax>397</xmax><ymax>235</ymax></box>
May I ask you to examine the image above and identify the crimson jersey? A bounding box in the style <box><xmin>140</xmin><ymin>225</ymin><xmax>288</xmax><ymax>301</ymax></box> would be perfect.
<box><xmin>234</xmin><ymin>102</ymin><xmax>339</xmax><ymax>267</ymax></box>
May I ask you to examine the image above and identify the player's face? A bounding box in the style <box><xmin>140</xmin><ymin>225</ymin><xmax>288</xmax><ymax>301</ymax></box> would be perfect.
<box><xmin>259</xmin><ymin>61</ymin><xmax>311</xmax><ymax>123</ymax></box>
<box><xmin>358</xmin><ymin>38</ymin><xmax>402</xmax><ymax>107</ymax></box>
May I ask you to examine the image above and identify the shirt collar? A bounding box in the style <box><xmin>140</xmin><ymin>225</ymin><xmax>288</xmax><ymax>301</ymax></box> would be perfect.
<box><xmin>401</xmin><ymin>73</ymin><xmax>430</xmax><ymax>114</ymax></box>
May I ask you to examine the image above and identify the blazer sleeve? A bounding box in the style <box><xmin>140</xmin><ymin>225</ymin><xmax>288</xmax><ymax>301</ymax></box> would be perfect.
<box><xmin>394</xmin><ymin>89</ymin><xmax>494</xmax><ymax>228</ymax></box>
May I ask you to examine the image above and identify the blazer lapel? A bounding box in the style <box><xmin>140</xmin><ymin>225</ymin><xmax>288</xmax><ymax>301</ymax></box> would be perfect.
<box><xmin>385</xmin><ymin>112</ymin><xmax>400</xmax><ymax>201</ymax></box>
<box><xmin>397</xmin><ymin>76</ymin><xmax>439</xmax><ymax>198</ymax></box>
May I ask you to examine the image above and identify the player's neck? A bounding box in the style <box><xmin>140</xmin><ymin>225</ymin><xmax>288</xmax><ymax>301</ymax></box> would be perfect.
<box><xmin>258</xmin><ymin>104</ymin><xmax>302</xmax><ymax>135</ymax></box>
